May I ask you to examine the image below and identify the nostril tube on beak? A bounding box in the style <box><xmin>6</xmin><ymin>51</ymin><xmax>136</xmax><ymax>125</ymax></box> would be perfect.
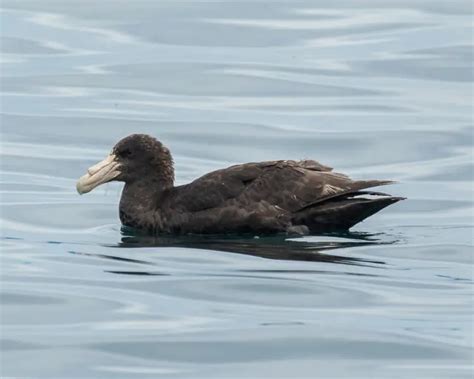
<box><xmin>76</xmin><ymin>154</ymin><xmax>121</xmax><ymax>195</ymax></box>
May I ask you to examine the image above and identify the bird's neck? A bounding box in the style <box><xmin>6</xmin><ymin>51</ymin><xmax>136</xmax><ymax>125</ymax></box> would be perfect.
<box><xmin>119</xmin><ymin>178</ymin><xmax>170</xmax><ymax>232</ymax></box>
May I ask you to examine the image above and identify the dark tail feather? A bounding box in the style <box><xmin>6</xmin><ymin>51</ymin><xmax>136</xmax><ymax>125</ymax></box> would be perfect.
<box><xmin>293</xmin><ymin>196</ymin><xmax>405</xmax><ymax>232</ymax></box>
<box><xmin>297</xmin><ymin>180</ymin><xmax>396</xmax><ymax>211</ymax></box>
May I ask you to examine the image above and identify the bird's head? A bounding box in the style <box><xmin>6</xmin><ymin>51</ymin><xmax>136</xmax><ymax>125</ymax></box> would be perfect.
<box><xmin>76</xmin><ymin>134</ymin><xmax>174</xmax><ymax>194</ymax></box>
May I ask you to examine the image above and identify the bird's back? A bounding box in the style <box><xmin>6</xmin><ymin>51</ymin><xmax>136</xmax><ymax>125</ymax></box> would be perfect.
<box><xmin>159</xmin><ymin>160</ymin><xmax>402</xmax><ymax>235</ymax></box>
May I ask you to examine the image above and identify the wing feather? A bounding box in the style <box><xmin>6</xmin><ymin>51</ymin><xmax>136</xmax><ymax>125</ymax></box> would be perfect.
<box><xmin>172</xmin><ymin>160</ymin><xmax>393</xmax><ymax>214</ymax></box>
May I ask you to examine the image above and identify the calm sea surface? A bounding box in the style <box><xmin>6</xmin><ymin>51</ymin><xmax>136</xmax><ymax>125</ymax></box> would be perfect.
<box><xmin>1</xmin><ymin>1</ymin><xmax>473</xmax><ymax>378</ymax></box>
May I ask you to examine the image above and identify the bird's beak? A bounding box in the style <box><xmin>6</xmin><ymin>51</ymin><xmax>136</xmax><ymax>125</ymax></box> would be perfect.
<box><xmin>76</xmin><ymin>154</ymin><xmax>121</xmax><ymax>194</ymax></box>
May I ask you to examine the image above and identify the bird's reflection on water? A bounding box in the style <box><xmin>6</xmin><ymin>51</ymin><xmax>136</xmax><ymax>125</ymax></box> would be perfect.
<box><xmin>115</xmin><ymin>227</ymin><xmax>395</xmax><ymax>266</ymax></box>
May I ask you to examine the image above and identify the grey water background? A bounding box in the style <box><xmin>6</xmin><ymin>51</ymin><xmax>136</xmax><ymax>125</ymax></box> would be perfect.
<box><xmin>1</xmin><ymin>0</ymin><xmax>473</xmax><ymax>378</ymax></box>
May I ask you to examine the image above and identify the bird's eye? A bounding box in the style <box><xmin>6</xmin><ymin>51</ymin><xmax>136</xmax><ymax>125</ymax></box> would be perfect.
<box><xmin>119</xmin><ymin>149</ymin><xmax>133</xmax><ymax>158</ymax></box>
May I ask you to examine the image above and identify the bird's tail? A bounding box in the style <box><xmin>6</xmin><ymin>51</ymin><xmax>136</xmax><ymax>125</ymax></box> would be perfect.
<box><xmin>292</xmin><ymin>192</ymin><xmax>405</xmax><ymax>232</ymax></box>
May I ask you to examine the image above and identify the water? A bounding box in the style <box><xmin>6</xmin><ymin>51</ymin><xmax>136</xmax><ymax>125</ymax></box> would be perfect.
<box><xmin>1</xmin><ymin>1</ymin><xmax>473</xmax><ymax>377</ymax></box>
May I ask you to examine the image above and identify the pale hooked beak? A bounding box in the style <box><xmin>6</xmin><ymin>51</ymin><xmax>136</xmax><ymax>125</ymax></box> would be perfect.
<box><xmin>76</xmin><ymin>154</ymin><xmax>121</xmax><ymax>194</ymax></box>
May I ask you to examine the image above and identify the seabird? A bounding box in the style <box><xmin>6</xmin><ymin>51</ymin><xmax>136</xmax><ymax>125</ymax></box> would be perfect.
<box><xmin>77</xmin><ymin>134</ymin><xmax>404</xmax><ymax>235</ymax></box>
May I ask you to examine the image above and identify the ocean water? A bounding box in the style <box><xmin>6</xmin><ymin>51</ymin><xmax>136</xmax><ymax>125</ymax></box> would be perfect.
<box><xmin>1</xmin><ymin>1</ymin><xmax>473</xmax><ymax>378</ymax></box>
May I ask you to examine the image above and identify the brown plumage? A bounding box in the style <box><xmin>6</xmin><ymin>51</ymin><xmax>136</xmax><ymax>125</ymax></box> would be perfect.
<box><xmin>76</xmin><ymin>134</ymin><xmax>404</xmax><ymax>235</ymax></box>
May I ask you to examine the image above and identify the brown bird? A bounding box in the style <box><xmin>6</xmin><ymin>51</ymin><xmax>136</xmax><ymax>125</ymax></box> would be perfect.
<box><xmin>77</xmin><ymin>134</ymin><xmax>404</xmax><ymax>235</ymax></box>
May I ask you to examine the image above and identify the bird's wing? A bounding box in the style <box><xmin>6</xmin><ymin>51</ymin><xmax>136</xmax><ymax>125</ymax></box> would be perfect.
<box><xmin>172</xmin><ymin>160</ymin><xmax>392</xmax><ymax>213</ymax></box>
<box><xmin>171</xmin><ymin>161</ymin><xmax>276</xmax><ymax>212</ymax></box>
<box><xmin>238</xmin><ymin>161</ymin><xmax>393</xmax><ymax>212</ymax></box>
